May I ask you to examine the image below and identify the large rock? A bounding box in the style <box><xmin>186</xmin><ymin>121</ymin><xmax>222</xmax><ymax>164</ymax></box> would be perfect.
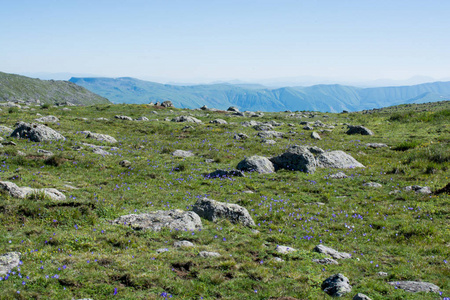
<box><xmin>311</xmin><ymin>131</ymin><xmax>321</xmax><ymax>140</ymax></box>
<box><xmin>86</xmin><ymin>132</ymin><xmax>117</xmax><ymax>143</ymax></box>
<box><xmin>192</xmin><ymin>197</ymin><xmax>255</xmax><ymax>227</ymax></box>
<box><xmin>227</xmin><ymin>106</ymin><xmax>239</xmax><ymax>112</ymax></box>
<box><xmin>233</xmin><ymin>133</ymin><xmax>249</xmax><ymax>140</ymax></box>
<box><xmin>236</xmin><ymin>155</ymin><xmax>275</xmax><ymax>174</ymax></box>
<box><xmin>270</xmin><ymin>145</ymin><xmax>316</xmax><ymax>173</ymax></box>
<box><xmin>207</xmin><ymin>169</ymin><xmax>245</xmax><ymax>178</ymax></box>
<box><xmin>388</xmin><ymin>281</ymin><xmax>440</xmax><ymax>293</ymax></box>
<box><xmin>0</xmin><ymin>181</ymin><xmax>66</xmax><ymax>201</ymax></box>
<box><xmin>10</xmin><ymin>122</ymin><xmax>65</xmax><ymax>142</ymax></box>
<box><xmin>35</xmin><ymin>115</ymin><xmax>59</xmax><ymax>123</ymax></box>
<box><xmin>171</xmin><ymin>116</ymin><xmax>202</xmax><ymax>124</ymax></box>
<box><xmin>115</xmin><ymin>115</ymin><xmax>133</xmax><ymax>120</ymax></box>
<box><xmin>346</xmin><ymin>125</ymin><xmax>374</xmax><ymax>135</ymax></box>
<box><xmin>316</xmin><ymin>151</ymin><xmax>365</xmax><ymax>169</ymax></box>
<box><xmin>313</xmin><ymin>245</ymin><xmax>351</xmax><ymax>259</ymax></box>
<box><xmin>321</xmin><ymin>273</ymin><xmax>352</xmax><ymax>297</ymax></box>
<box><xmin>404</xmin><ymin>185</ymin><xmax>431</xmax><ymax>194</ymax></box>
<box><xmin>0</xmin><ymin>252</ymin><xmax>21</xmax><ymax>275</ymax></box>
<box><xmin>111</xmin><ymin>209</ymin><xmax>202</xmax><ymax>231</ymax></box>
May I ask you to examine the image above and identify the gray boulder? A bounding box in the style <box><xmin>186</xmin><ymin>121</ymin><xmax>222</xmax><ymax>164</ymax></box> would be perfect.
<box><xmin>0</xmin><ymin>252</ymin><xmax>21</xmax><ymax>275</ymax></box>
<box><xmin>404</xmin><ymin>185</ymin><xmax>431</xmax><ymax>194</ymax></box>
<box><xmin>86</xmin><ymin>132</ymin><xmax>117</xmax><ymax>143</ymax></box>
<box><xmin>37</xmin><ymin>149</ymin><xmax>53</xmax><ymax>156</ymax></box>
<box><xmin>93</xmin><ymin>148</ymin><xmax>112</xmax><ymax>156</ymax></box>
<box><xmin>227</xmin><ymin>106</ymin><xmax>239</xmax><ymax>112</ymax></box>
<box><xmin>207</xmin><ymin>169</ymin><xmax>245</xmax><ymax>178</ymax></box>
<box><xmin>172</xmin><ymin>150</ymin><xmax>195</xmax><ymax>158</ymax></box>
<box><xmin>236</xmin><ymin>155</ymin><xmax>275</xmax><ymax>174</ymax></box>
<box><xmin>346</xmin><ymin>125</ymin><xmax>374</xmax><ymax>135</ymax></box>
<box><xmin>35</xmin><ymin>115</ymin><xmax>59</xmax><ymax>123</ymax></box>
<box><xmin>262</xmin><ymin>139</ymin><xmax>276</xmax><ymax>145</ymax></box>
<box><xmin>366</xmin><ymin>143</ymin><xmax>387</xmax><ymax>148</ymax></box>
<box><xmin>312</xmin><ymin>258</ymin><xmax>339</xmax><ymax>265</ymax></box>
<box><xmin>174</xmin><ymin>240</ymin><xmax>194</xmax><ymax>248</ymax></box>
<box><xmin>353</xmin><ymin>293</ymin><xmax>372</xmax><ymax>300</ymax></box>
<box><xmin>161</xmin><ymin>101</ymin><xmax>174</xmax><ymax>108</ymax></box>
<box><xmin>241</xmin><ymin>120</ymin><xmax>260</xmax><ymax>127</ymax></box>
<box><xmin>329</xmin><ymin>172</ymin><xmax>348</xmax><ymax>179</ymax></box>
<box><xmin>234</xmin><ymin>133</ymin><xmax>249</xmax><ymax>140</ymax></box>
<box><xmin>210</xmin><ymin>119</ymin><xmax>227</xmax><ymax>124</ymax></box>
<box><xmin>192</xmin><ymin>197</ymin><xmax>255</xmax><ymax>227</ymax></box>
<box><xmin>135</xmin><ymin>116</ymin><xmax>149</xmax><ymax>121</ymax></box>
<box><xmin>276</xmin><ymin>245</ymin><xmax>297</xmax><ymax>254</ymax></box>
<box><xmin>115</xmin><ymin>115</ymin><xmax>133</xmax><ymax>120</ymax></box>
<box><xmin>307</xmin><ymin>146</ymin><xmax>325</xmax><ymax>155</ymax></box>
<box><xmin>388</xmin><ymin>281</ymin><xmax>440</xmax><ymax>293</ymax></box>
<box><xmin>111</xmin><ymin>209</ymin><xmax>202</xmax><ymax>231</ymax></box>
<box><xmin>313</xmin><ymin>244</ymin><xmax>351</xmax><ymax>259</ymax></box>
<box><xmin>270</xmin><ymin>145</ymin><xmax>316</xmax><ymax>173</ymax></box>
<box><xmin>171</xmin><ymin>116</ymin><xmax>202</xmax><ymax>124</ymax></box>
<box><xmin>10</xmin><ymin>122</ymin><xmax>65</xmax><ymax>142</ymax></box>
<box><xmin>363</xmin><ymin>182</ymin><xmax>382</xmax><ymax>188</ymax></box>
<box><xmin>119</xmin><ymin>160</ymin><xmax>131</xmax><ymax>167</ymax></box>
<box><xmin>316</xmin><ymin>151</ymin><xmax>365</xmax><ymax>169</ymax></box>
<box><xmin>257</xmin><ymin>131</ymin><xmax>284</xmax><ymax>139</ymax></box>
<box><xmin>198</xmin><ymin>251</ymin><xmax>221</xmax><ymax>258</ymax></box>
<box><xmin>253</xmin><ymin>124</ymin><xmax>273</xmax><ymax>131</ymax></box>
<box><xmin>321</xmin><ymin>273</ymin><xmax>352</xmax><ymax>297</ymax></box>
<box><xmin>0</xmin><ymin>181</ymin><xmax>66</xmax><ymax>201</ymax></box>
<box><xmin>311</xmin><ymin>131</ymin><xmax>321</xmax><ymax>140</ymax></box>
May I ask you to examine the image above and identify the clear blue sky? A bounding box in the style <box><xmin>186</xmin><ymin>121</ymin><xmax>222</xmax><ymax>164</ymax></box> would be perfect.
<box><xmin>1</xmin><ymin>0</ymin><xmax>449</xmax><ymax>83</ymax></box>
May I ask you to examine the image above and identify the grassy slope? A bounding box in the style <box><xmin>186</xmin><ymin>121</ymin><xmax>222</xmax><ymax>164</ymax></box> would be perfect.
<box><xmin>0</xmin><ymin>101</ymin><xmax>448</xmax><ymax>299</ymax></box>
<box><xmin>0</xmin><ymin>72</ymin><xmax>110</xmax><ymax>105</ymax></box>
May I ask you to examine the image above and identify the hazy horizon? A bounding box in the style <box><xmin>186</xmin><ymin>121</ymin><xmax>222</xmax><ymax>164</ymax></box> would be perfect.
<box><xmin>2</xmin><ymin>0</ymin><xmax>449</xmax><ymax>85</ymax></box>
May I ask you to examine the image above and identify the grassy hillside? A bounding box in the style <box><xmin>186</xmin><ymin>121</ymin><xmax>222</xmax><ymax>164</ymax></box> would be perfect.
<box><xmin>0</xmin><ymin>101</ymin><xmax>448</xmax><ymax>299</ymax></box>
<box><xmin>0</xmin><ymin>72</ymin><xmax>110</xmax><ymax>105</ymax></box>
<box><xmin>70</xmin><ymin>76</ymin><xmax>450</xmax><ymax>112</ymax></box>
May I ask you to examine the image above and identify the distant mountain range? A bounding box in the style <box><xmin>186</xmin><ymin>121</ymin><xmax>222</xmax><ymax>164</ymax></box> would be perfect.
<box><xmin>0</xmin><ymin>72</ymin><xmax>109</xmax><ymax>105</ymax></box>
<box><xmin>70</xmin><ymin>77</ymin><xmax>450</xmax><ymax>112</ymax></box>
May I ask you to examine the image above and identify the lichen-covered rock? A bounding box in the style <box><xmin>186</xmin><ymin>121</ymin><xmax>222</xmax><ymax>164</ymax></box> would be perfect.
<box><xmin>161</xmin><ymin>101</ymin><xmax>174</xmax><ymax>108</ymax></box>
<box><xmin>119</xmin><ymin>160</ymin><xmax>131</xmax><ymax>167</ymax></box>
<box><xmin>276</xmin><ymin>245</ymin><xmax>297</xmax><ymax>254</ymax></box>
<box><xmin>10</xmin><ymin>122</ymin><xmax>65</xmax><ymax>142</ymax></box>
<box><xmin>86</xmin><ymin>132</ymin><xmax>117</xmax><ymax>143</ymax></box>
<box><xmin>346</xmin><ymin>125</ymin><xmax>374</xmax><ymax>135</ymax></box>
<box><xmin>234</xmin><ymin>133</ymin><xmax>249</xmax><ymax>140</ymax></box>
<box><xmin>257</xmin><ymin>131</ymin><xmax>284</xmax><ymax>139</ymax></box>
<box><xmin>253</xmin><ymin>124</ymin><xmax>273</xmax><ymax>131</ymax></box>
<box><xmin>313</xmin><ymin>245</ymin><xmax>351</xmax><ymax>259</ymax></box>
<box><xmin>270</xmin><ymin>145</ymin><xmax>316</xmax><ymax>173</ymax></box>
<box><xmin>363</xmin><ymin>182</ymin><xmax>382</xmax><ymax>188</ymax></box>
<box><xmin>35</xmin><ymin>115</ymin><xmax>59</xmax><ymax>123</ymax></box>
<box><xmin>192</xmin><ymin>197</ymin><xmax>255</xmax><ymax>227</ymax></box>
<box><xmin>111</xmin><ymin>209</ymin><xmax>202</xmax><ymax>231</ymax></box>
<box><xmin>0</xmin><ymin>181</ymin><xmax>66</xmax><ymax>201</ymax></box>
<box><xmin>135</xmin><ymin>116</ymin><xmax>149</xmax><ymax>121</ymax></box>
<box><xmin>404</xmin><ymin>185</ymin><xmax>431</xmax><ymax>194</ymax></box>
<box><xmin>172</xmin><ymin>150</ymin><xmax>195</xmax><ymax>158</ymax></box>
<box><xmin>329</xmin><ymin>172</ymin><xmax>348</xmax><ymax>179</ymax></box>
<box><xmin>316</xmin><ymin>151</ymin><xmax>365</xmax><ymax>169</ymax></box>
<box><xmin>321</xmin><ymin>273</ymin><xmax>352</xmax><ymax>297</ymax></box>
<box><xmin>388</xmin><ymin>281</ymin><xmax>440</xmax><ymax>293</ymax></box>
<box><xmin>312</xmin><ymin>258</ymin><xmax>339</xmax><ymax>265</ymax></box>
<box><xmin>115</xmin><ymin>115</ymin><xmax>133</xmax><ymax>120</ymax></box>
<box><xmin>174</xmin><ymin>240</ymin><xmax>194</xmax><ymax>248</ymax></box>
<box><xmin>0</xmin><ymin>125</ymin><xmax>13</xmax><ymax>135</ymax></box>
<box><xmin>227</xmin><ymin>106</ymin><xmax>239</xmax><ymax>112</ymax></box>
<box><xmin>0</xmin><ymin>252</ymin><xmax>21</xmax><ymax>275</ymax></box>
<box><xmin>198</xmin><ymin>251</ymin><xmax>221</xmax><ymax>258</ymax></box>
<box><xmin>236</xmin><ymin>155</ymin><xmax>275</xmax><ymax>174</ymax></box>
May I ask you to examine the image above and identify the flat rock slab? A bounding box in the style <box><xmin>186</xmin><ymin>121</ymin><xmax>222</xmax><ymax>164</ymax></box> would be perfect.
<box><xmin>257</xmin><ymin>131</ymin><xmax>284</xmax><ymax>139</ymax></box>
<box><xmin>172</xmin><ymin>150</ymin><xmax>195</xmax><ymax>158</ymax></box>
<box><xmin>198</xmin><ymin>251</ymin><xmax>221</xmax><ymax>258</ymax></box>
<box><xmin>10</xmin><ymin>122</ymin><xmax>65</xmax><ymax>142</ymax></box>
<box><xmin>316</xmin><ymin>151</ymin><xmax>365</xmax><ymax>169</ymax></box>
<box><xmin>388</xmin><ymin>281</ymin><xmax>440</xmax><ymax>293</ymax></box>
<box><xmin>236</xmin><ymin>155</ymin><xmax>275</xmax><ymax>174</ymax></box>
<box><xmin>210</xmin><ymin>119</ymin><xmax>227</xmax><ymax>124</ymax></box>
<box><xmin>0</xmin><ymin>181</ymin><xmax>66</xmax><ymax>201</ymax></box>
<box><xmin>111</xmin><ymin>209</ymin><xmax>202</xmax><ymax>231</ymax></box>
<box><xmin>276</xmin><ymin>245</ymin><xmax>297</xmax><ymax>254</ymax></box>
<box><xmin>207</xmin><ymin>169</ymin><xmax>245</xmax><ymax>178</ymax></box>
<box><xmin>321</xmin><ymin>273</ymin><xmax>352</xmax><ymax>297</ymax></box>
<box><xmin>192</xmin><ymin>197</ymin><xmax>255</xmax><ymax>227</ymax></box>
<box><xmin>0</xmin><ymin>252</ymin><xmax>21</xmax><ymax>275</ymax></box>
<box><xmin>313</xmin><ymin>244</ymin><xmax>351</xmax><ymax>259</ymax></box>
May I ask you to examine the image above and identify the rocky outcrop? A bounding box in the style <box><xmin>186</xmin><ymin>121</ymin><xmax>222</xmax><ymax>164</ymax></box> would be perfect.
<box><xmin>192</xmin><ymin>197</ymin><xmax>255</xmax><ymax>227</ymax></box>
<box><xmin>10</xmin><ymin>122</ymin><xmax>65</xmax><ymax>142</ymax></box>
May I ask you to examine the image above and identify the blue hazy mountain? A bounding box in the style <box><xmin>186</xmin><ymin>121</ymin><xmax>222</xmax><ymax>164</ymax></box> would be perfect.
<box><xmin>69</xmin><ymin>77</ymin><xmax>450</xmax><ymax>112</ymax></box>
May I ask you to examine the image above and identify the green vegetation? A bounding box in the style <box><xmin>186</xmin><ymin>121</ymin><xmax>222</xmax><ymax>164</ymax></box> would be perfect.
<box><xmin>0</xmin><ymin>101</ymin><xmax>448</xmax><ymax>299</ymax></box>
<box><xmin>0</xmin><ymin>72</ymin><xmax>110</xmax><ymax>105</ymax></box>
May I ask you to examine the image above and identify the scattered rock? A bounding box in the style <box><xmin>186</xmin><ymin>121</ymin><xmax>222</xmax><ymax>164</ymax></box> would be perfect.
<box><xmin>353</xmin><ymin>293</ymin><xmax>372</xmax><ymax>300</ymax></box>
<box><xmin>35</xmin><ymin>115</ymin><xmax>59</xmax><ymax>123</ymax></box>
<box><xmin>388</xmin><ymin>281</ymin><xmax>440</xmax><ymax>293</ymax></box>
<box><xmin>404</xmin><ymin>185</ymin><xmax>431</xmax><ymax>194</ymax></box>
<box><xmin>136</xmin><ymin>116</ymin><xmax>149</xmax><ymax>121</ymax></box>
<box><xmin>313</xmin><ymin>245</ymin><xmax>351</xmax><ymax>259</ymax></box>
<box><xmin>234</xmin><ymin>133</ymin><xmax>249</xmax><ymax>140</ymax></box>
<box><xmin>174</xmin><ymin>240</ymin><xmax>194</xmax><ymax>248</ymax></box>
<box><xmin>272</xmin><ymin>257</ymin><xmax>284</xmax><ymax>262</ymax></box>
<box><xmin>93</xmin><ymin>148</ymin><xmax>112</xmax><ymax>156</ymax></box>
<box><xmin>2</xmin><ymin>141</ymin><xmax>16</xmax><ymax>146</ymax></box>
<box><xmin>270</xmin><ymin>145</ymin><xmax>316</xmax><ymax>173</ymax></box>
<box><xmin>156</xmin><ymin>248</ymin><xmax>169</xmax><ymax>253</ymax></box>
<box><xmin>363</xmin><ymin>182</ymin><xmax>382</xmax><ymax>188</ymax></box>
<box><xmin>115</xmin><ymin>115</ymin><xmax>133</xmax><ymax>120</ymax></box>
<box><xmin>111</xmin><ymin>209</ymin><xmax>202</xmax><ymax>231</ymax></box>
<box><xmin>316</xmin><ymin>151</ymin><xmax>365</xmax><ymax>169</ymax></box>
<box><xmin>171</xmin><ymin>116</ymin><xmax>202</xmax><ymax>123</ymax></box>
<box><xmin>321</xmin><ymin>273</ymin><xmax>352</xmax><ymax>297</ymax></box>
<box><xmin>366</xmin><ymin>143</ymin><xmax>387</xmax><ymax>148</ymax></box>
<box><xmin>172</xmin><ymin>150</ymin><xmax>195</xmax><ymax>158</ymax></box>
<box><xmin>0</xmin><ymin>252</ymin><xmax>21</xmax><ymax>275</ymax></box>
<box><xmin>86</xmin><ymin>132</ymin><xmax>117</xmax><ymax>143</ymax></box>
<box><xmin>192</xmin><ymin>197</ymin><xmax>255</xmax><ymax>227</ymax></box>
<box><xmin>198</xmin><ymin>251</ymin><xmax>221</xmax><ymax>258</ymax></box>
<box><xmin>0</xmin><ymin>181</ymin><xmax>66</xmax><ymax>200</ymax></box>
<box><xmin>119</xmin><ymin>160</ymin><xmax>131</xmax><ymax>167</ymax></box>
<box><xmin>303</xmin><ymin>125</ymin><xmax>314</xmax><ymax>130</ymax></box>
<box><xmin>236</xmin><ymin>155</ymin><xmax>275</xmax><ymax>174</ymax></box>
<box><xmin>346</xmin><ymin>125</ymin><xmax>374</xmax><ymax>135</ymax></box>
<box><xmin>312</xmin><ymin>258</ymin><xmax>339</xmax><ymax>265</ymax></box>
<box><xmin>10</xmin><ymin>122</ymin><xmax>65</xmax><ymax>142</ymax></box>
<box><xmin>276</xmin><ymin>245</ymin><xmax>297</xmax><ymax>254</ymax></box>
<box><xmin>0</xmin><ymin>125</ymin><xmax>14</xmax><ymax>135</ymax></box>
<box><xmin>210</xmin><ymin>119</ymin><xmax>227</xmax><ymax>124</ymax></box>
<box><xmin>253</xmin><ymin>124</ymin><xmax>273</xmax><ymax>131</ymax></box>
<box><xmin>37</xmin><ymin>149</ymin><xmax>53</xmax><ymax>156</ymax></box>
<box><xmin>257</xmin><ymin>131</ymin><xmax>284</xmax><ymax>139</ymax></box>
<box><xmin>329</xmin><ymin>172</ymin><xmax>348</xmax><ymax>179</ymax></box>
<box><xmin>311</xmin><ymin>131</ymin><xmax>321</xmax><ymax>140</ymax></box>
<box><xmin>377</xmin><ymin>272</ymin><xmax>388</xmax><ymax>277</ymax></box>
<box><xmin>207</xmin><ymin>169</ymin><xmax>245</xmax><ymax>178</ymax></box>
<box><xmin>241</xmin><ymin>121</ymin><xmax>260</xmax><ymax>127</ymax></box>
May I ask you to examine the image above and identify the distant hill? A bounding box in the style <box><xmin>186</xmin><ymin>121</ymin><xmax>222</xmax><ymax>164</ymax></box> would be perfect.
<box><xmin>0</xmin><ymin>72</ymin><xmax>110</xmax><ymax>105</ymax></box>
<box><xmin>70</xmin><ymin>76</ymin><xmax>450</xmax><ymax>112</ymax></box>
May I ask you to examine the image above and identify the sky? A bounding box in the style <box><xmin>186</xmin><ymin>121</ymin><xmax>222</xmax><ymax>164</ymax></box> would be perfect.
<box><xmin>1</xmin><ymin>0</ymin><xmax>450</xmax><ymax>84</ymax></box>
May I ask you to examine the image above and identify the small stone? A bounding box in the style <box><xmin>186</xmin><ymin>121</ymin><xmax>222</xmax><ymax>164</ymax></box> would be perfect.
<box><xmin>172</xmin><ymin>150</ymin><xmax>195</xmax><ymax>158</ymax></box>
<box><xmin>276</xmin><ymin>245</ymin><xmax>297</xmax><ymax>254</ymax></box>
<box><xmin>363</xmin><ymin>182</ymin><xmax>382</xmax><ymax>188</ymax></box>
<box><xmin>353</xmin><ymin>293</ymin><xmax>372</xmax><ymax>300</ymax></box>
<box><xmin>311</xmin><ymin>131</ymin><xmax>321</xmax><ymax>140</ymax></box>
<box><xmin>156</xmin><ymin>248</ymin><xmax>169</xmax><ymax>253</ymax></box>
<box><xmin>313</xmin><ymin>245</ymin><xmax>351</xmax><ymax>259</ymax></box>
<box><xmin>119</xmin><ymin>160</ymin><xmax>131</xmax><ymax>167</ymax></box>
<box><xmin>173</xmin><ymin>240</ymin><xmax>194</xmax><ymax>248</ymax></box>
<box><xmin>387</xmin><ymin>281</ymin><xmax>440</xmax><ymax>293</ymax></box>
<box><xmin>312</xmin><ymin>258</ymin><xmax>339</xmax><ymax>265</ymax></box>
<box><xmin>198</xmin><ymin>251</ymin><xmax>221</xmax><ymax>258</ymax></box>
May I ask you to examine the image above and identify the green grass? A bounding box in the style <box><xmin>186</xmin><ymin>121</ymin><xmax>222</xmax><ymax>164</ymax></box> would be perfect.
<box><xmin>0</xmin><ymin>101</ymin><xmax>448</xmax><ymax>299</ymax></box>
